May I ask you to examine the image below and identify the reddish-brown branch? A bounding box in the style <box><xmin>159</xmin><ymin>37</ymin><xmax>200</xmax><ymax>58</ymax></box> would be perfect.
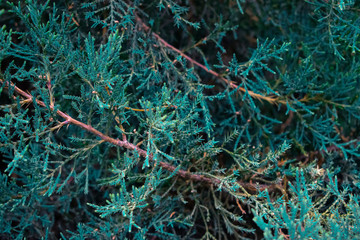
<box><xmin>279</xmin><ymin>110</ymin><xmax>294</xmax><ymax>133</ymax></box>
<box><xmin>1</xmin><ymin>79</ymin><xmax>278</xmax><ymax>194</ymax></box>
<box><xmin>135</xmin><ymin>16</ymin><xmax>281</xmax><ymax>105</ymax></box>
<box><xmin>295</xmin><ymin>143</ymin><xmax>344</xmax><ymax>167</ymax></box>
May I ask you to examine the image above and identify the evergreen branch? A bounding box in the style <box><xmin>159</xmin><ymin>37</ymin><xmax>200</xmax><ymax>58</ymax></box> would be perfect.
<box><xmin>1</xmin><ymin>79</ymin><xmax>278</xmax><ymax>194</ymax></box>
<box><xmin>135</xmin><ymin>15</ymin><xmax>281</xmax><ymax>105</ymax></box>
<box><xmin>2</xmin><ymin>1</ymin><xmax>360</xmax><ymax>238</ymax></box>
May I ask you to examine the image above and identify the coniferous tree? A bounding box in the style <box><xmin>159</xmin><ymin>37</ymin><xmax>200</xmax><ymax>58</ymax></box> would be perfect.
<box><xmin>0</xmin><ymin>0</ymin><xmax>360</xmax><ymax>239</ymax></box>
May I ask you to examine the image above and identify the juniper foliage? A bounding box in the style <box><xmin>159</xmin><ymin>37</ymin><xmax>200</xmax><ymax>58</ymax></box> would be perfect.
<box><xmin>0</xmin><ymin>0</ymin><xmax>360</xmax><ymax>239</ymax></box>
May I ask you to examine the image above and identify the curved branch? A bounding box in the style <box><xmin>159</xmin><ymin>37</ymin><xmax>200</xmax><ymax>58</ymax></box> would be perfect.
<box><xmin>135</xmin><ymin>15</ymin><xmax>281</xmax><ymax>105</ymax></box>
<box><xmin>1</xmin><ymin>79</ymin><xmax>278</xmax><ymax>194</ymax></box>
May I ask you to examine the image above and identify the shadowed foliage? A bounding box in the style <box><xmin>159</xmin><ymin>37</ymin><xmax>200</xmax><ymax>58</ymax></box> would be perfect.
<box><xmin>0</xmin><ymin>0</ymin><xmax>360</xmax><ymax>239</ymax></box>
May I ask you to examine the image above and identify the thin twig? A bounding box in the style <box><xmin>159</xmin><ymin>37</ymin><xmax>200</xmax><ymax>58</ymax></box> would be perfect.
<box><xmin>135</xmin><ymin>15</ymin><xmax>281</xmax><ymax>105</ymax></box>
<box><xmin>279</xmin><ymin>110</ymin><xmax>294</xmax><ymax>133</ymax></box>
<box><xmin>1</xmin><ymin>79</ymin><xmax>278</xmax><ymax>193</ymax></box>
<box><xmin>46</xmin><ymin>72</ymin><xmax>54</xmax><ymax>108</ymax></box>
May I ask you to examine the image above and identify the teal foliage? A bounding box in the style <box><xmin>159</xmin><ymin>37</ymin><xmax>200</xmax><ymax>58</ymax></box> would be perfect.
<box><xmin>0</xmin><ymin>0</ymin><xmax>360</xmax><ymax>239</ymax></box>
<box><xmin>253</xmin><ymin>170</ymin><xmax>360</xmax><ymax>239</ymax></box>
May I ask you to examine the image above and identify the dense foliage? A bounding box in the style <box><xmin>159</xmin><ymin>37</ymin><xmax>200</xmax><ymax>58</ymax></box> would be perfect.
<box><xmin>0</xmin><ymin>0</ymin><xmax>360</xmax><ymax>239</ymax></box>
